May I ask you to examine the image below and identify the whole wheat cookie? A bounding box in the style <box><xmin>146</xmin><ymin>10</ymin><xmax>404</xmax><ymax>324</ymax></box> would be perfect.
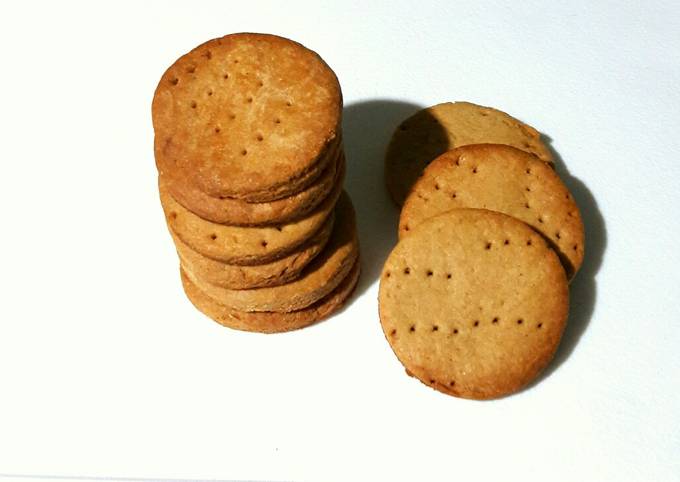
<box><xmin>161</xmin><ymin>145</ymin><xmax>344</xmax><ymax>226</ymax></box>
<box><xmin>181</xmin><ymin>259</ymin><xmax>360</xmax><ymax>333</ymax></box>
<box><xmin>379</xmin><ymin>209</ymin><xmax>569</xmax><ymax>399</ymax></box>
<box><xmin>153</xmin><ymin>33</ymin><xmax>342</xmax><ymax>202</ymax></box>
<box><xmin>159</xmin><ymin>171</ymin><xmax>342</xmax><ymax>265</ymax></box>
<box><xmin>385</xmin><ymin>101</ymin><xmax>553</xmax><ymax>205</ymax></box>
<box><xmin>400</xmin><ymin>144</ymin><xmax>584</xmax><ymax>278</ymax></box>
<box><xmin>173</xmin><ymin>212</ymin><xmax>334</xmax><ymax>289</ymax></box>
<box><xmin>184</xmin><ymin>192</ymin><xmax>358</xmax><ymax>312</ymax></box>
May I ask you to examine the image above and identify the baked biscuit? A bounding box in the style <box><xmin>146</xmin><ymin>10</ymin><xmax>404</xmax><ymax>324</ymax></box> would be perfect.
<box><xmin>379</xmin><ymin>208</ymin><xmax>569</xmax><ymax>399</ymax></box>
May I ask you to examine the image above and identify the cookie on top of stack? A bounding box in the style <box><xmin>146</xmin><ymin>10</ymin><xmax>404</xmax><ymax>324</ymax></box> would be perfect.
<box><xmin>152</xmin><ymin>33</ymin><xmax>360</xmax><ymax>333</ymax></box>
<box><xmin>380</xmin><ymin>102</ymin><xmax>584</xmax><ymax>399</ymax></box>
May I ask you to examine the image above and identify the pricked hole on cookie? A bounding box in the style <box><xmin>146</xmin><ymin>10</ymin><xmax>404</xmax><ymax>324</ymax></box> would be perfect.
<box><xmin>233</xmin><ymin>59</ymin><xmax>239</xmax><ymax>64</ymax></box>
<box><xmin>449</xmin><ymin>380</ymin><xmax>456</xmax><ymax>387</ymax></box>
<box><xmin>170</xmin><ymin>78</ymin><xmax>179</xmax><ymax>86</ymax></box>
<box><xmin>432</xmin><ymin>325</ymin><xmax>439</xmax><ymax>332</ymax></box>
<box><xmin>247</xmin><ymin>96</ymin><xmax>253</xmax><ymax>104</ymax></box>
<box><xmin>538</xmin><ymin>217</ymin><xmax>544</xmax><ymax>224</ymax></box>
<box><xmin>274</xmin><ymin>118</ymin><xmax>281</xmax><ymax>124</ymax></box>
<box><xmin>526</xmin><ymin>168</ymin><xmax>532</xmax><ymax>174</ymax></box>
<box><xmin>446</xmin><ymin>273</ymin><xmax>452</xmax><ymax>279</ymax></box>
<box><xmin>525</xmin><ymin>202</ymin><xmax>531</xmax><ymax>209</ymax></box>
<box><xmin>485</xmin><ymin>242</ymin><xmax>492</xmax><ymax>250</ymax></box>
<box><xmin>434</xmin><ymin>183</ymin><xmax>440</xmax><ymax>190</ymax></box>
<box><xmin>229</xmin><ymin>114</ymin><xmax>236</xmax><ymax>120</ymax></box>
<box><xmin>453</xmin><ymin>328</ymin><xmax>459</xmax><ymax>334</ymax></box>
<box><xmin>256</xmin><ymin>134</ymin><xmax>264</xmax><ymax>141</ymax></box>
<box><xmin>573</xmin><ymin>244</ymin><xmax>578</xmax><ymax>251</ymax></box>
<box><xmin>403</xmin><ymin>224</ymin><xmax>410</xmax><ymax>232</ymax></box>
<box><xmin>537</xmin><ymin>323</ymin><xmax>543</xmax><ymax>329</ymax></box>
<box><xmin>517</xmin><ymin>318</ymin><xmax>524</xmax><ymax>325</ymax></box>
<box><xmin>473</xmin><ymin>320</ymin><xmax>480</xmax><ymax>327</ymax></box>
<box><xmin>261</xmin><ymin>240</ymin><xmax>268</xmax><ymax>248</ymax></box>
<box><xmin>472</xmin><ymin>167</ymin><xmax>478</xmax><ymax>174</ymax></box>
<box><xmin>455</xmin><ymin>158</ymin><xmax>461</xmax><ymax>166</ymax></box>
<box><xmin>190</xmin><ymin>101</ymin><xmax>197</xmax><ymax>109</ymax></box>
<box><xmin>223</xmin><ymin>73</ymin><xmax>230</xmax><ymax>79</ymax></box>
<box><xmin>426</xmin><ymin>270</ymin><xmax>433</xmax><ymax>277</ymax></box>
<box><xmin>492</xmin><ymin>317</ymin><xmax>499</xmax><ymax>324</ymax></box>
<box><xmin>429</xmin><ymin>379</ymin><xmax>436</xmax><ymax>384</ymax></box>
<box><xmin>214</xmin><ymin>127</ymin><xmax>221</xmax><ymax>134</ymax></box>
<box><xmin>403</xmin><ymin>267</ymin><xmax>411</xmax><ymax>275</ymax></box>
<box><xmin>257</xmin><ymin>80</ymin><xmax>264</xmax><ymax>87</ymax></box>
<box><xmin>523</xmin><ymin>141</ymin><xmax>531</xmax><ymax>148</ymax></box>
<box><xmin>241</xmin><ymin>149</ymin><xmax>248</xmax><ymax>156</ymax></box>
<box><xmin>409</xmin><ymin>325</ymin><xmax>416</xmax><ymax>333</ymax></box>
<box><xmin>385</xmin><ymin>271</ymin><xmax>391</xmax><ymax>278</ymax></box>
<box><xmin>390</xmin><ymin>328</ymin><xmax>397</xmax><ymax>336</ymax></box>
<box><xmin>207</xmin><ymin>89</ymin><xmax>214</xmax><ymax>96</ymax></box>
<box><xmin>568</xmin><ymin>211</ymin><xmax>574</xmax><ymax>217</ymax></box>
<box><xmin>186</xmin><ymin>66</ymin><xmax>196</xmax><ymax>73</ymax></box>
<box><xmin>527</xmin><ymin>239</ymin><xmax>533</xmax><ymax>246</ymax></box>
<box><xmin>203</xmin><ymin>51</ymin><xmax>212</xmax><ymax>60</ymax></box>
<box><xmin>526</xmin><ymin>186</ymin><xmax>531</xmax><ymax>192</ymax></box>
<box><xmin>169</xmin><ymin>212</ymin><xmax>177</xmax><ymax>220</ymax></box>
<box><xmin>504</xmin><ymin>239</ymin><xmax>510</xmax><ymax>246</ymax></box>
<box><xmin>555</xmin><ymin>232</ymin><xmax>561</xmax><ymax>239</ymax></box>
<box><xmin>210</xmin><ymin>234</ymin><xmax>217</xmax><ymax>240</ymax></box>
<box><xmin>286</xmin><ymin>101</ymin><xmax>293</xmax><ymax>107</ymax></box>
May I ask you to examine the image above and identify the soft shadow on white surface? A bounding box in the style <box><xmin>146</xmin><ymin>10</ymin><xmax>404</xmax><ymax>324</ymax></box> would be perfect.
<box><xmin>0</xmin><ymin>475</ymin><xmax>279</xmax><ymax>482</ymax></box>
<box><xmin>342</xmin><ymin>99</ymin><xmax>427</xmax><ymax>297</ymax></box>
<box><xmin>530</xmin><ymin>137</ymin><xmax>607</xmax><ymax>384</ymax></box>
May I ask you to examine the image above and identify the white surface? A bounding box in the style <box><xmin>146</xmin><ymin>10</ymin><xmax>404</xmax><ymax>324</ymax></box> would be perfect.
<box><xmin>1</xmin><ymin>1</ymin><xmax>679</xmax><ymax>481</ymax></box>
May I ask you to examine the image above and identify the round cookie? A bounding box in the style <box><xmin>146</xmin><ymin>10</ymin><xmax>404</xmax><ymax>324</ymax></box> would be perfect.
<box><xmin>400</xmin><ymin>144</ymin><xmax>584</xmax><ymax>279</ymax></box>
<box><xmin>161</xmin><ymin>146</ymin><xmax>344</xmax><ymax>226</ymax></box>
<box><xmin>183</xmin><ymin>192</ymin><xmax>358</xmax><ymax>312</ymax></box>
<box><xmin>379</xmin><ymin>208</ymin><xmax>569</xmax><ymax>400</ymax></box>
<box><xmin>385</xmin><ymin>101</ymin><xmax>553</xmax><ymax>205</ymax></box>
<box><xmin>153</xmin><ymin>33</ymin><xmax>342</xmax><ymax>202</ymax></box>
<box><xmin>173</xmin><ymin>212</ymin><xmax>334</xmax><ymax>290</ymax></box>
<box><xmin>181</xmin><ymin>259</ymin><xmax>360</xmax><ymax>333</ymax></box>
<box><xmin>159</xmin><ymin>171</ymin><xmax>342</xmax><ymax>265</ymax></box>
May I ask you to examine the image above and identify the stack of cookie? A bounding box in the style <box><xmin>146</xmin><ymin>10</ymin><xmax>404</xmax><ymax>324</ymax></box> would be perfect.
<box><xmin>152</xmin><ymin>33</ymin><xmax>360</xmax><ymax>333</ymax></box>
<box><xmin>380</xmin><ymin>102</ymin><xmax>584</xmax><ymax>399</ymax></box>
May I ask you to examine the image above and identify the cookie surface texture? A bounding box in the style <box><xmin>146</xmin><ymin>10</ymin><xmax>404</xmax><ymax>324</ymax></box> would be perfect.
<box><xmin>183</xmin><ymin>191</ymin><xmax>358</xmax><ymax>312</ymax></box>
<box><xmin>173</xmin><ymin>212</ymin><xmax>334</xmax><ymax>289</ymax></box>
<box><xmin>153</xmin><ymin>33</ymin><xmax>342</xmax><ymax>201</ymax></box>
<box><xmin>161</xmin><ymin>142</ymin><xmax>344</xmax><ymax>226</ymax></box>
<box><xmin>181</xmin><ymin>259</ymin><xmax>360</xmax><ymax>333</ymax></box>
<box><xmin>159</xmin><ymin>172</ymin><xmax>342</xmax><ymax>265</ymax></box>
<box><xmin>379</xmin><ymin>208</ymin><xmax>569</xmax><ymax>399</ymax></box>
<box><xmin>385</xmin><ymin>101</ymin><xmax>553</xmax><ymax>205</ymax></box>
<box><xmin>400</xmin><ymin>144</ymin><xmax>584</xmax><ymax>278</ymax></box>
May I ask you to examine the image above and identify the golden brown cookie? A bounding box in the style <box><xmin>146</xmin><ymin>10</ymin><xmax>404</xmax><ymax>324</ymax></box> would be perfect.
<box><xmin>379</xmin><ymin>208</ymin><xmax>569</xmax><ymax>400</ymax></box>
<box><xmin>181</xmin><ymin>259</ymin><xmax>360</xmax><ymax>333</ymax></box>
<box><xmin>153</xmin><ymin>33</ymin><xmax>342</xmax><ymax>202</ymax></box>
<box><xmin>183</xmin><ymin>192</ymin><xmax>358</xmax><ymax>312</ymax></box>
<box><xmin>400</xmin><ymin>144</ymin><xmax>584</xmax><ymax>278</ymax></box>
<box><xmin>161</xmin><ymin>145</ymin><xmax>344</xmax><ymax>226</ymax></box>
<box><xmin>385</xmin><ymin>101</ymin><xmax>553</xmax><ymax>205</ymax></box>
<box><xmin>173</xmin><ymin>212</ymin><xmax>334</xmax><ymax>289</ymax></box>
<box><xmin>159</xmin><ymin>170</ymin><xmax>342</xmax><ymax>265</ymax></box>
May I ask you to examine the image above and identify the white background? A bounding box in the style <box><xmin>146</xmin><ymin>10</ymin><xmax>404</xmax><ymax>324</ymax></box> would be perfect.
<box><xmin>1</xmin><ymin>1</ymin><xmax>679</xmax><ymax>481</ymax></box>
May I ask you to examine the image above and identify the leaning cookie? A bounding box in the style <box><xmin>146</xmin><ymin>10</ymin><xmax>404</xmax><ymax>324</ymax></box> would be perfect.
<box><xmin>385</xmin><ymin>101</ymin><xmax>553</xmax><ymax>205</ymax></box>
<box><xmin>400</xmin><ymin>144</ymin><xmax>584</xmax><ymax>278</ymax></box>
<box><xmin>379</xmin><ymin>208</ymin><xmax>569</xmax><ymax>399</ymax></box>
<box><xmin>181</xmin><ymin>259</ymin><xmax>360</xmax><ymax>333</ymax></box>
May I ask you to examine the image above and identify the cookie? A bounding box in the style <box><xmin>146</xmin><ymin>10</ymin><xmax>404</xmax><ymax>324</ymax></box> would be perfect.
<box><xmin>162</xmin><ymin>145</ymin><xmax>344</xmax><ymax>226</ymax></box>
<box><xmin>173</xmin><ymin>212</ymin><xmax>334</xmax><ymax>289</ymax></box>
<box><xmin>153</xmin><ymin>33</ymin><xmax>342</xmax><ymax>202</ymax></box>
<box><xmin>385</xmin><ymin>101</ymin><xmax>553</xmax><ymax>205</ymax></box>
<box><xmin>183</xmin><ymin>192</ymin><xmax>358</xmax><ymax>312</ymax></box>
<box><xmin>159</xmin><ymin>171</ymin><xmax>342</xmax><ymax>265</ymax></box>
<box><xmin>379</xmin><ymin>208</ymin><xmax>569</xmax><ymax>399</ymax></box>
<box><xmin>181</xmin><ymin>259</ymin><xmax>360</xmax><ymax>333</ymax></box>
<box><xmin>400</xmin><ymin>144</ymin><xmax>584</xmax><ymax>278</ymax></box>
